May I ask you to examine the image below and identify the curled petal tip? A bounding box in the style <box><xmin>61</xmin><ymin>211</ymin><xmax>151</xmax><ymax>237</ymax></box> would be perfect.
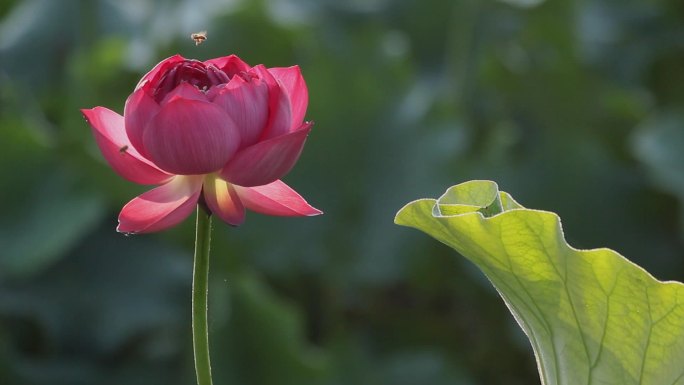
<box><xmin>82</xmin><ymin>106</ymin><xmax>171</xmax><ymax>185</ymax></box>
<box><xmin>307</xmin><ymin>208</ymin><xmax>324</xmax><ymax>216</ymax></box>
<box><xmin>234</xmin><ymin>179</ymin><xmax>321</xmax><ymax>217</ymax></box>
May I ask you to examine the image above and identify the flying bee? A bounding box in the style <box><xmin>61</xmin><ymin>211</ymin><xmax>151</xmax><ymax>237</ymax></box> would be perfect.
<box><xmin>119</xmin><ymin>145</ymin><xmax>129</xmax><ymax>153</ymax></box>
<box><xmin>191</xmin><ymin>31</ymin><xmax>207</xmax><ymax>46</ymax></box>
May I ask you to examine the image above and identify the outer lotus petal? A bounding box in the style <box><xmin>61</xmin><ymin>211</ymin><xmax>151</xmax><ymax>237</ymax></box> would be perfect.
<box><xmin>143</xmin><ymin>99</ymin><xmax>240</xmax><ymax>175</ymax></box>
<box><xmin>203</xmin><ymin>174</ymin><xmax>246</xmax><ymax>226</ymax></box>
<box><xmin>220</xmin><ymin>122</ymin><xmax>312</xmax><ymax>187</ymax></box>
<box><xmin>211</xmin><ymin>75</ymin><xmax>269</xmax><ymax>147</ymax></box>
<box><xmin>269</xmin><ymin>66</ymin><xmax>308</xmax><ymax>132</ymax></box>
<box><xmin>234</xmin><ymin>180</ymin><xmax>322</xmax><ymax>216</ymax></box>
<box><xmin>160</xmin><ymin>82</ymin><xmax>208</xmax><ymax>104</ymax></box>
<box><xmin>205</xmin><ymin>55</ymin><xmax>251</xmax><ymax>77</ymax></box>
<box><xmin>117</xmin><ymin>175</ymin><xmax>203</xmax><ymax>233</ymax></box>
<box><xmin>134</xmin><ymin>54</ymin><xmax>186</xmax><ymax>92</ymax></box>
<box><xmin>124</xmin><ymin>88</ymin><xmax>160</xmax><ymax>158</ymax></box>
<box><xmin>252</xmin><ymin>65</ymin><xmax>292</xmax><ymax>140</ymax></box>
<box><xmin>81</xmin><ymin>107</ymin><xmax>171</xmax><ymax>185</ymax></box>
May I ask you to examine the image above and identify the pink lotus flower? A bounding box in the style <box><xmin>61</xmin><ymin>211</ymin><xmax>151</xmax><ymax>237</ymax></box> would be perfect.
<box><xmin>82</xmin><ymin>54</ymin><xmax>321</xmax><ymax>233</ymax></box>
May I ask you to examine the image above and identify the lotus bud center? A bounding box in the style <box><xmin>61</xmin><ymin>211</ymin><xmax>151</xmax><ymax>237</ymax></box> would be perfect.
<box><xmin>152</xmin><ymin>60</ymin><xmax>229</xmax><ymax>102</ymax></box>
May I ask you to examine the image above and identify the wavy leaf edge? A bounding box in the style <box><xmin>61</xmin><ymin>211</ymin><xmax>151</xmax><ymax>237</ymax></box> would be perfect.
<box><xmin>395</xmin><ymin>180</ymin><xmax>684</xmax><ymax>385</ymax></box>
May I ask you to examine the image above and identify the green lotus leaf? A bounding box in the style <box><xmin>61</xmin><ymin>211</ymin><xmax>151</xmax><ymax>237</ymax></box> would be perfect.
<box><xmin>395</xmin><ymin>180</ymin><xmax>684</xmax><ymax>385</ymax></box>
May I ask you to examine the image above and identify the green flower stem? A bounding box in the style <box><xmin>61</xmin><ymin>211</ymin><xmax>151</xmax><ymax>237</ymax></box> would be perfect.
<box><xmin>192</xmin><ymin>206</ymin><xmax>213</xmax><ymax>385</ymax></box>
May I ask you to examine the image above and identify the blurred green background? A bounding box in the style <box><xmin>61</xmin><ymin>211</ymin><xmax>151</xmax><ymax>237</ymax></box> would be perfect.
<box><xmin>1</xmin><ymin>0</ymin><xmax>683</xmax><ymax>384</ymax></box>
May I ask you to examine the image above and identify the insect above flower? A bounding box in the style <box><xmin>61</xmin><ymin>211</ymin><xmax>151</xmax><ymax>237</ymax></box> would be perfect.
<box><xmin>191</xmin><ymin>31</ymin><xmax>207</xmax><ymax>45</ymax></box>
<box><xmin>82</xmin><ymin>54</ymin><xmax>321</xmax><ymax>233</ymax></box>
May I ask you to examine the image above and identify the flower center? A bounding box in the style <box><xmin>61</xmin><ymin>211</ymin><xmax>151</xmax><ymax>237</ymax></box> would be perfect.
<box><xmin>152</xmin><ymin>60</ymin><xmax>229</xmax><ymax>102</ymax></box>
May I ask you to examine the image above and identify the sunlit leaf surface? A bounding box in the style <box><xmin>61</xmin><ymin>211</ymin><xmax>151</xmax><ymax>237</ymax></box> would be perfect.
<box><xmin>396</xmin><ymin>180</ymin><xmax>684</xmax><ymax>385</ymax></box>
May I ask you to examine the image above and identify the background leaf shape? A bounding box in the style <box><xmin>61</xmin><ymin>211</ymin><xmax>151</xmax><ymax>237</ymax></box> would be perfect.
<box><xmin>211</xmin><ymin>272</ymin><xmax>329</xmax><ymax>385</ymax></box>
<box><xmin>395</xmin><ymin>180</ymin><xmax>684</xmax><ymax>385</ymax></box>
